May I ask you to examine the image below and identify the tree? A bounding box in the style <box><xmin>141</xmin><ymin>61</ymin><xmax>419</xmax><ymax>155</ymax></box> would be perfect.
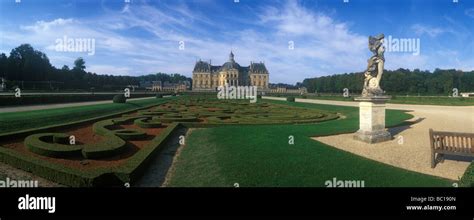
<box><xmin>6</xmin><ymin>44</ymin><xmax>52</xmax><ymax>81</ymax></box>
<box><xmin>74</xmin><ymin>57</ymin><xmax>86</xmax><ymax>71</ymax></box>
<box><xmin>0</xmin><ymin>53</ymin><xmax>7</xmax><ymax>78</ymax></box>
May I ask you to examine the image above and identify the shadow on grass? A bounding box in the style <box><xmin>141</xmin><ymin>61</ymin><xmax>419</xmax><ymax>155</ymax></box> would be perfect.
<box><xmin>134</xmin><ymin>126</ymin><xmax>188</xmax><ymax>187</ymax></box>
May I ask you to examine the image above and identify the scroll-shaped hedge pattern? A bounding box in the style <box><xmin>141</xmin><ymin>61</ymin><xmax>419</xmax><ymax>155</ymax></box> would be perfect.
<box><xmin>24</xmin><ymin>98</ymin><xmax>337</xmax><ymax>160</ymax></box>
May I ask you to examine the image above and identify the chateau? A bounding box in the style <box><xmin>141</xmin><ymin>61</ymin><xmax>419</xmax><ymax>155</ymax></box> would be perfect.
<box><xmin>192</xmin><ymin>51</ymin><xmax>269</xmax><ymax>90</ymax></box>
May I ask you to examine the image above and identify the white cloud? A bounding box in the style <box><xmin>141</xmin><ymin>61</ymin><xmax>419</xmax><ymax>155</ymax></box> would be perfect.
<box><xmin>411</xmin><ymin>24</ymin><xmax>446</xmax><ymax>37</ymax></box>
<box><xmin>3</xmin><ymin>1</ymin><xmax>468</xmax><ymax>84</ymax></box>
<box><xmin>1</xmin><ymin>1</ymin><xmax>369</xmax><ymax>84</ymax></box>
<box><xmin>20</xmin><ymin>18</ymin><xmax>75</xmax><ymax>32</ymax></box>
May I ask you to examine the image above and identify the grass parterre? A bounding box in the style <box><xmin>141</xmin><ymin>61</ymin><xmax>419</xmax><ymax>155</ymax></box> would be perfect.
<box><xmin>0</xmin><ymin>96</ymin><xmax>339</xmax><ymax>186</ymax></box>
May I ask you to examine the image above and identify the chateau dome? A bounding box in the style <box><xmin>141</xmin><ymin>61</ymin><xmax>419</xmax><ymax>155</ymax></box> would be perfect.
<box><xmin>221</xmin><ymin>61</ymin><xmax>240</xmax><ymax>70</ymax></box>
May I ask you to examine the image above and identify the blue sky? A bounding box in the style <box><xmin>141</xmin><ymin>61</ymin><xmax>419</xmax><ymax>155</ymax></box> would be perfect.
<box><xmin>0</xmin><ymin>0</ymin><xmax>473</xmax><ymax>84</ymax></box>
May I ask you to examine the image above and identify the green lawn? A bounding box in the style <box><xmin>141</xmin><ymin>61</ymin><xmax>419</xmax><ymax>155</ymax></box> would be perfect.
<box><xmin>167</xmin><ymin>100</ymin><xmax>454</xmax><ymax>187</ymax></box>
<box><xmin>0</xmin><ymin>97</ymin><xmax>170</xmax><ymax>134</ymax></box>
<box><xmin>274</xmin><ymin>95</ymin><xmax>474</xmax><ymax>106</ymax></box>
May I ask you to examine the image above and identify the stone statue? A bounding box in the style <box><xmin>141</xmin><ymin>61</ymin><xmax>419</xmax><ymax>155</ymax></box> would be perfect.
<box><xmin>362</xmin><ymin>34</ymin><xmax>385</xmax><ymax>97</ymax></box>
<box><xmin>354</xmin><ymin>34</ymin><xmax>391</xmax><ymax>144</ymax></box>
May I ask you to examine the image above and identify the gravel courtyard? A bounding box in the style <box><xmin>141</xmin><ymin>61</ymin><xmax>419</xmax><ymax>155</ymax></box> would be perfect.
<box><xmin>264</xmin><ymin>97</ymin><xmax>474</xmax><ymax>181</ymax></box>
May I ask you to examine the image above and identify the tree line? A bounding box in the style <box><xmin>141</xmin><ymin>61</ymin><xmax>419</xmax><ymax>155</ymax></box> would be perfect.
<box><xmin>0</xmin><ymin>44</ymin><xmax>191</xmax><ymax>91</ymax></box>
<box><xmin>301</xmin><ymin>68</ymin><xmax>474</xmax><ymax>95</ymax></box>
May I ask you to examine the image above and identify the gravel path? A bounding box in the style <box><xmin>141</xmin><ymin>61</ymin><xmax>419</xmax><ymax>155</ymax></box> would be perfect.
<box><xmin>262</xmin><ymin>97</ymin><xmax>474</xmax><ymax>180</ymax></box>
<box><xmin>0</xmin><ymin>96</ymin><xmax>157</xmax><ymax>113</ymax></box>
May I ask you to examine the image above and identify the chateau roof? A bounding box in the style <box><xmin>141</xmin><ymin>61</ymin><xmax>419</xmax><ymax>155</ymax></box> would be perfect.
<box><xmin>250</xmin><ymin>62</ymin><xmax>268</xmax><ymax>74</ymax></box>
<box><xmin>193</xmin><ymin>60</ymin><xmax>211</xmax><ymax>72</ymax></box>
<box><xmin>193</xmin><ymin>52</ymin><xmax>268</xmax><ymax>74</ymax></box>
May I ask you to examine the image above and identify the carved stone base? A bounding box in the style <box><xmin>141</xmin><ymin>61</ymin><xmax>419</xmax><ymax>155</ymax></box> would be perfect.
<box><xmin>353</xmin><ymin>96</ymin><xmax>392</xmax><ymax>144</ymax></box>
<box><xmin>353</xmin><ymin>129</ymin><xmax>392</xmax><ymax>144</ymax></box>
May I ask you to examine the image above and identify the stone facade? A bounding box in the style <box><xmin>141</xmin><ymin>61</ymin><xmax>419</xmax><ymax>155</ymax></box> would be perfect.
<box><xmin>192</xmin><ymin>51</ymin><xmax>269</xmax><ymax>90</ymax></box>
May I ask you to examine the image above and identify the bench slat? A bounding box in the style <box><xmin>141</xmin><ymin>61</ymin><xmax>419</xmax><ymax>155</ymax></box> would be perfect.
<box><xmin>429</xmin><ymin>129</ymin><xmax>474</xmax><ymax>168</ymax></box>
<box><xmin>431</xmin><ymin>131</ymin><xmax>474</xmax><ymax>138</ymax></box>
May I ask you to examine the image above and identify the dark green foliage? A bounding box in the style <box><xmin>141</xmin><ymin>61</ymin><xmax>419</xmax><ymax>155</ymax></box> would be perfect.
<box><xmin>52</xmin><ymin>133</ymin><xmax>70</xmax><ymax>144</ymax></box>
<box><xmin>287</xmin><ymin>96</ymin><xmax>295</xmax><ymax>102</ymax></box>
<box><xmin>2</xmin><ymin>44</ymin><xmax>192</xmax><ymax>91</ymax></box>
<box><xmin>460</xmin><ymin>163</ymin><xmax>474</xmax><ymax>187</ymax></box>
<box><xmin>0</xmin><ymin>146</ymin><xmax>98</xmax><ymax>186</ymax></box>
<box><xmin>156</xmin><ymin>94</ymin><xmax>163</xmax><ymax>98</ymax></box>
<box><xmin>302</xmin><ymin>68</ymin><xmax>474</xmax><ymax>95</ymax></box>
<box><xmin>25</xmin><ymin>133</ymin><xmax>82</xmax><ymax>158</ymax></box>
<box><xmin>24</xmin><ymin>132</ymin><xmax>128</xmax><ymax>159</ymax></box>
<box><xmin>113</xmin><ymin>94</ymin><xmax>127</xmax><ymax>103</ymax></box>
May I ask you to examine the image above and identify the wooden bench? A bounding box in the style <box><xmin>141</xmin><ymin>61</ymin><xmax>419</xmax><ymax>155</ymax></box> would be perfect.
<box><xmin>429</xmin><ymin>129</ymin><xmax>474</xmax><ymax>168</ymax></box>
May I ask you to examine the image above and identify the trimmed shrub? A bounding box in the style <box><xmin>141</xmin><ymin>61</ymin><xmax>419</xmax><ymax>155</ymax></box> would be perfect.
<box><xmin>134</xmin><ymin>118</ymin><xmax>163</xmax><ymax>128</ymax></box>
<box><xmin>156</xmin><ymin>94</ymin><xmax>163</xmax><ymax>98</ymax></box>
<box><xmin>113</xmin><ymin>94</ymin><xmax>126</xmax><ymax>103</ymax></box>
<box><xmin>257</xmin><ymin>94</ymin><xmax>262</xmax><ymax>99</ymax></box>
<box><xmin>25</xmin><ymin>133</ymin><xmax>83</xmax><ymax>158</ymax></box>
<box><xmin>460</xmin><ymin>163</ymin><xmax>474</xmax><ymax>187</ymax></box>
<box><xmin>53</xmin><ymin>133</ymin><xmax>70</xmax><ymax>144</ymax></box>
<box><xmin>25</xmin><ymin>132</ymin><xmax>129</xmax><ymax>159</ymax></box>
<box><xmin>287</xmin><ymin>96</ymin><xmax>295</xmax><ymax>102</ymax></box>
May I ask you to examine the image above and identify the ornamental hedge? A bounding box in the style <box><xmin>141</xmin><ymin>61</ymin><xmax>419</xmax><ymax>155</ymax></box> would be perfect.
<box><xmin>0</xmin><ymin>123</ymin><xmax>181</xmax><ymax>186</ymax></box>
<box><xmin>134</xmin><ymin>118</ymin><xmax>163</xmax><ymax>128</ymax></box>
<box><xmin>1</xmin><ymin>96</ymin><xmax>340</xmax><ymax>186</ymax></box>
<box><xmin>460</xmin><ymin>163</ymin><xmax>474</xmax><ymax>187</ymax></box>
<box><xmin>113</xmin><ymin>94</ymin><xmax>127</xmax><ymax>103</ymax></box>
<box><xmin>25</xmin><ymin>133</ymin><xmax>83</xmax><ymax>158</ymax></box>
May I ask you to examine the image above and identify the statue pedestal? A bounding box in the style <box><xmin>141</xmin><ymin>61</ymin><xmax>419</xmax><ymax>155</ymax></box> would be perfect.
<box><xmin>353</xmin><ymin>96</ymin><xmax>391</xmax><ymax>144</ymax></box>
